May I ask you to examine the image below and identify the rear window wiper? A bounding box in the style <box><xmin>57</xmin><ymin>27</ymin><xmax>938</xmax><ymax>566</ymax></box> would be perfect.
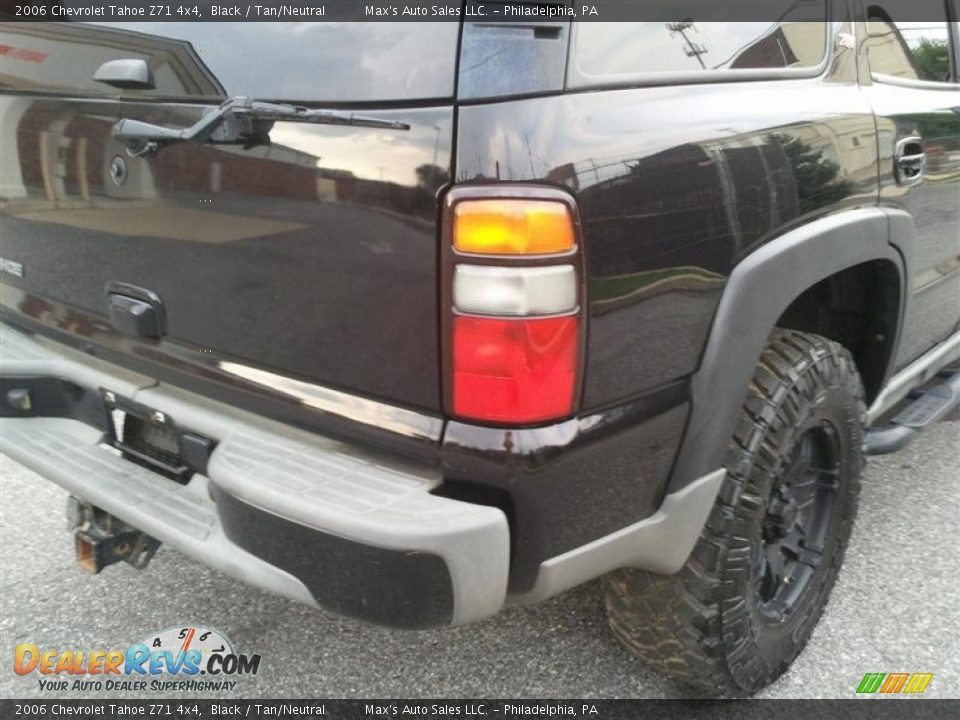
<box><xmin>112</xmin><ymin>96</ymin><xmax>410</xmax><ymax>157</ymax></box>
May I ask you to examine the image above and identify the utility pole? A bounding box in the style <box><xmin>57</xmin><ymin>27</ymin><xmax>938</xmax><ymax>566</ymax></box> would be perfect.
<box><xmin>667</xmin><ymin>20</ymin><xmax>708</xmax><ymax>69</ymax></box>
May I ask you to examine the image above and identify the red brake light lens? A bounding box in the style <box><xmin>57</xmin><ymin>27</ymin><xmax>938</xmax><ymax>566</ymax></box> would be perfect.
<box><xmin>452</xmin><ymin>315</ymin><xmax>578</xmax><ymax>423</ymax></box>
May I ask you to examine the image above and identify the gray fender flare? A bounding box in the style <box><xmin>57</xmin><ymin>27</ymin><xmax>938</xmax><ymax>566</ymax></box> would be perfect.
<box><xmin>669</xmin><ymin>206</ymin><xmax>910</xmax><ymax>492</ymax></box>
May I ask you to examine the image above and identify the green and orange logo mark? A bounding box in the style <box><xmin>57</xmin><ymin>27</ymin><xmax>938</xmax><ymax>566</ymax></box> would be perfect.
<box><xmin>856</xmin><ymin>672</ymin><xmax>933</xmax><ymax>694</ymax></box>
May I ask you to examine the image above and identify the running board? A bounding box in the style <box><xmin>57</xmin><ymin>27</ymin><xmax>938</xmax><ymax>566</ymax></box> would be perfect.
<box><xmin>864</xmin><ymin>370</ymin><xmax>960</xmax><ymax>455</ymax></box>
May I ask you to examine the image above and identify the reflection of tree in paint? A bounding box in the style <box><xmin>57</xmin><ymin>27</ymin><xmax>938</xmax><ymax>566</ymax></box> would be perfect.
<box><xmin>415</xmin><ymin>163</ymin><xmax>450</xmax><ymax>193</ymax></box>
<box><xmin>768</xmin><ymin>133</ymin><xmax>853</xmax><ymax>215</ymax></box>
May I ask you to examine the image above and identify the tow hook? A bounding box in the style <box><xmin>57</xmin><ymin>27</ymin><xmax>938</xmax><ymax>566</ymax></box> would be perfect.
<box><xmin>67</xmin><ymin>497</ymin><xmax>161</xmax><ymax>574</ymax></box>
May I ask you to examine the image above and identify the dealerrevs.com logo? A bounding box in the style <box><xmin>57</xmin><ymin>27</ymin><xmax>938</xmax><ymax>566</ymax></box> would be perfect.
<box><xmin>14</xmin><ymin>625</ymin><xmax>261</xmax><ymax>692</ymax></box>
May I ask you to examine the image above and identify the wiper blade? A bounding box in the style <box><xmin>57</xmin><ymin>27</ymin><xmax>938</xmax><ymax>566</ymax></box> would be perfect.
<box><xmin>112</xmin><ymin>96</ymin><xmax>410</xmax><ymax>157</ymax></box>
<box><xmin>232</xmin><ymin>99</ymin><xmax>410</xmax><ymax>130</ymax></box>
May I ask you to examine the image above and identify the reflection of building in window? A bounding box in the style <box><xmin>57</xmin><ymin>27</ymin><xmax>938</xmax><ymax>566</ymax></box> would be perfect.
<box><xmin>865</xmin><ymin>13</ymin><xmax>951</xmax><ymax>82</ymax></box>
<box><xmin>0</xmin><ymin>22</ymin><xmax>217</xmax><ymax>199</ymax></box>
<box><xmin>1</xmin><ymin>23</ymin><xmax>348</xmax><ymax>211</ymax></box>
<box><xmin>0</xmin><ymin>22</ymin><xmax>225</xmax><ymax>98</ymax></box>
<box><xmin>573</xmin><ymin>8</ymin><xmax>828</xmax><ymax>79</ymax></box>
<box><xmin>728</xmin><ymin>22</ymin><xmax>826</xmax><ymax>70</ymax></box>
<box><xmin>867</xmin><ymin>21</ymin><xmax>922</xmax><ymax>80</ymax></box>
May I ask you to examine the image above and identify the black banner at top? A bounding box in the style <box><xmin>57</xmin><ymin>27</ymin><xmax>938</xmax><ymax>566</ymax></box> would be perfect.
<box><xmin>1</xmin><ymin>0</ymin><xmax>957</xmax><ymax>22</ymax></box>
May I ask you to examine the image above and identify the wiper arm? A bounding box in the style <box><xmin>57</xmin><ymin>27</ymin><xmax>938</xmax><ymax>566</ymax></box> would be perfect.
<box><xmin>231</xmin><ymin>99</ymin><xmax>410</xmax><ymax>129</ymax></box>
<box><xmin>112</xmin><ymin>96</ymin><xmax>410</xmax><ymax>157</ymax></box>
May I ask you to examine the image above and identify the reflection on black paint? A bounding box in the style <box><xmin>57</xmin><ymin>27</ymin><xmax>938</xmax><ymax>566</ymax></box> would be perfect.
<box><xmin>0</xmin><ymin>21</ymin><xmax>458</xmax><ymax>102</ymax></box>
<box><xmin>768</xmin><ymin>133</ymin><xmax>854</xmax><ymax>215</ymax></box>
<box><xmin>0</xmin><ymin>20</ymin><xmax>456</xmax><ymax>414</ymax></box>
<box><xmin>456</xmin><ymin>74</ymin><xmax>878</xmax><ymax>409</ymax></box>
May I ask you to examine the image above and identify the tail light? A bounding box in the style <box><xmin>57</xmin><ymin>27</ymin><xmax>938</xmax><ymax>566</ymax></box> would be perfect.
<box><xmin>453</xmin><ymin>199</ymin><xmax>576</xmax><ymax>255</ymax></box>
<box><xmin>443</xmin><ymin>187</ymin><xmax>584</xmax><ymax>425</ymax></box>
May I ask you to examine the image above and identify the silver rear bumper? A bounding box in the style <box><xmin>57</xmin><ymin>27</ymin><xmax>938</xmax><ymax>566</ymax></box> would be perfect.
<box><xmin>0</xmin><ymin>323</ymin><xmax>510</xmax><ymax>627</ymax></box>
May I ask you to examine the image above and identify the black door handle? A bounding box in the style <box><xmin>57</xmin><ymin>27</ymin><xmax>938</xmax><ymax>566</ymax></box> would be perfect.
<box><xmin>105</xmin><ymin>283</ymin><xmax>166</xmax><ymax>339</ymax></box>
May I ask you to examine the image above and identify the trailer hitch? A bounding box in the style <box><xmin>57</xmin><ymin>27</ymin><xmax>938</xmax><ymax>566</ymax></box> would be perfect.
<box><xmin>67</xmin><ymin>497</ymin><xmax>161</xmax><ymax>574</ymax></box>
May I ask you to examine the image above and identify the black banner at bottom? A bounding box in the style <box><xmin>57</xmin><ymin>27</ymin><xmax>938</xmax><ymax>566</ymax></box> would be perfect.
<box><xmin>2</xmin><ymin>699</ymin><xmax>959</xmax><ymax>720</ymax></box>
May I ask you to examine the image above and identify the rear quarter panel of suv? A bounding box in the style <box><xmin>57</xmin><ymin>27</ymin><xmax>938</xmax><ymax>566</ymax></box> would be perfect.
<box><xmin>447</xmin><ymin>20</ymin><xmax>881</xmax><ymax>591</ymax></box>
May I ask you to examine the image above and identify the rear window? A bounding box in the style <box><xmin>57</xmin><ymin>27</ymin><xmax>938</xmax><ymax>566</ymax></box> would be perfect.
<box><xmin>0</xmin><ymin>21</ymin><xmax>458</xmax><ymax>102</ymax></box>
<box><xmin>569</xmin><ymin>5</ymin><xmax>829</xmax><ymax>87</ymax></box>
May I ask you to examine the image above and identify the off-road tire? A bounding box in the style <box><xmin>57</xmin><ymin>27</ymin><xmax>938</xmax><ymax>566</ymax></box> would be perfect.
<box><xmin>604</xmin><ymin>330</ymin><xmax>865</xmax><ymax>696</ymax></box>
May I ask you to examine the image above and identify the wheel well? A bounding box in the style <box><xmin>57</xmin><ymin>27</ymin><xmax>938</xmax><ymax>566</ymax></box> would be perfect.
<box><xmin>777</xmin><ymin>260</ymin><xmax>901</xmax><ymax>403</ymax></box>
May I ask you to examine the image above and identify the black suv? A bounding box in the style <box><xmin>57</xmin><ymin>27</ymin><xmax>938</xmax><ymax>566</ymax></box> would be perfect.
<box><xmin>1</xmin><ymin>2</ymin><xmax>958</xmax><ymax>696</ymax></box>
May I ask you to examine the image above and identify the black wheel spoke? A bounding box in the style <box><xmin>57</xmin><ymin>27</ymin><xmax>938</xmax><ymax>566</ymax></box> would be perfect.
<box><xmin>758</xmin><ymin>418</ymin><xmax>841</xmax><ymax>615</ymax></box>
<box><xmin>764</xmin><ymin>544</ymin><xmax>788</xmax><ymax>587</ymax></box>
<box><xmin>815</xmin><ymin>470</ymin><xmax>841</xmax><ymax>493</ymax></box>
<box><xmin>781</xmin><ymin>436</ymin><xmax>811</xmax><ymax>486</ymax></box>
<box><xmin>792</xmin><ymin>474</ymin><xmax>819</xmax><ymax>509</ymax></box>
<box><xmin>780</xmin><ymin>529</ymin><xmax>804</xmax><ymax>558</ymax></box>
<box><xmin>797</xmin><ymin>547</ymin><xmax>823</xmax><ymax>568</ymax></box>
<box><xmin>764</xmin><ymin>598</ymin><xmax>790</xmax><ymax>620</ymax></box>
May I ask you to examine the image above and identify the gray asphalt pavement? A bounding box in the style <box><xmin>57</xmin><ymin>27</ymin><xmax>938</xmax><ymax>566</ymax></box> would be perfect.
<box><xmin>1</xmin><ymin>420</ymin><xmax>957</xmax><ymax>700</ymax></box>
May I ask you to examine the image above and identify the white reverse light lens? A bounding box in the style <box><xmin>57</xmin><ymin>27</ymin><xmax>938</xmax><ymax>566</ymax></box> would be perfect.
<box><xmin>453</xmin><ymin>264</ymin><xmax>577</xmax><ymax>316</ymax></box>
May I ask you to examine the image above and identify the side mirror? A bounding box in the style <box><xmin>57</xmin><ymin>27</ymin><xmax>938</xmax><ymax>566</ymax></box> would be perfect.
<box><xmin>94</xmin><ymin>59</ymin><xmax>155</xmax><ymax>90</ymax></box>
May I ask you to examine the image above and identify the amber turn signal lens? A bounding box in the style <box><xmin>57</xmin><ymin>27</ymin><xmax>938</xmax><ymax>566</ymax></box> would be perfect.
<box><xmin>453</xmin><ymin>199</ymin><xmax>575</xmax><ymax>255</ymax></box>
